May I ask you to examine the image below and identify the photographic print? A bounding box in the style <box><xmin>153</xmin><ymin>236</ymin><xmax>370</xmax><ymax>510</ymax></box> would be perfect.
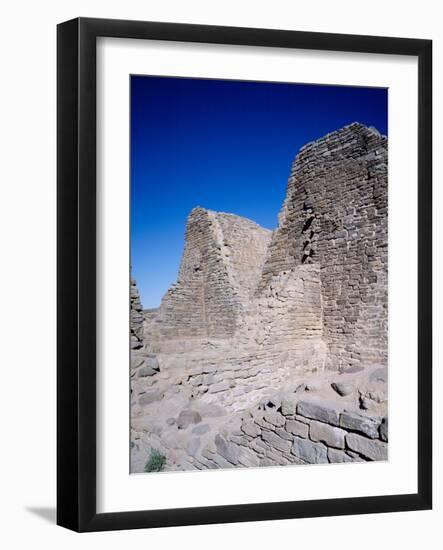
<box><xmin>130</xmin><ymin>76</ymin><xmax>388</xmax><ymax>474</ymax></box>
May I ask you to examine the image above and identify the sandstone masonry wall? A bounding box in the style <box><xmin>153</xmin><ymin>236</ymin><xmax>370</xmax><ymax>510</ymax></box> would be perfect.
<box><xmin>148</xmin><ymin>207</ymin><xmax>272</xmax><ymax>347</ymax></box>
<box><xmin>260</xmin><ymin>123</ymin><xmax>388</xmax><ymax>369</ymax></box>
<box><xmin>195</xmin><ymin>391</ymin><xmax>388</xmax><ymax>469</ymax></box>
<box><xmin>131</xmin><ymin>123</ymin><xmax>389</xmax><ymax>473</ymax></box>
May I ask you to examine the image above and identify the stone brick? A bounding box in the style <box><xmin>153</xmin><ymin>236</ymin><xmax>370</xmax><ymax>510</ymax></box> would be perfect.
<box><xmin>297</xmin><ymin>400</ymin><xmax>341</xmax><ymax>426</ymax></box>
<box><xmin>285</xmin><ymin>419</ymin><xmax>309</xmax><ymax>438</ymax></box>
<box><xmin>346</xmin><ymin>433</ymin><xmax>388</xmax><ymax>461</ymax></box>
<box><xmin>261</xmin><ymin>430</ymin><xmax>292</xmax><ymax>454</ymax></box>
<box><xmin>309</xmin><ymin>420</ymin><xmax>346</xmax><ymax>449</ymax></box>
<box><xmin>340</xmin><ymin>412</ymin><xmax>380</xmax><ymax>438</ymax></box>
<box><xmin>327</xmin><ymin>448</ymin><xmax>358</xmax><ymax>463</ymax></box>
<box><xmin>292</xmin><ymin>437</ymin><xmax>328</xmax><ymax>464</ymax></box>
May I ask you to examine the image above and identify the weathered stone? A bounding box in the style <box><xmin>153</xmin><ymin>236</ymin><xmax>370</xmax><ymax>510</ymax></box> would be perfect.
<box><xmin>131</xmin><ymin>355</ymin><xmax>144</xmax><ymax>369</ymax></box>
<box><xmin>202</xmin><ymin>373</ymin><xmax>215</xmax><ymax>385</ymax></box>
<box><xmin>297</xmin><ymin>400</ymin><xmax>340</xmax><ymax>426</ymax></box>
<box><xmin>346</xmin><ymin>433</ymin><xmax>388</xmax><ymax>461</ymax></box>
<box><xmin>285</xmin><ymin>419</ymin><xmax>309</xmax><ymax>438</ymax></box>
<box><xmin>292</xmin><ymin>437</ymin><xmax>328</xmax><ymax>464</ymax></box>
<box><xmin>261</xmin><ymin>430</ymin><xmax>292</xmax><ymax>453</ymax></box>
<box><xmin>192</xmin><ymin>423</ymin><xmax>211</xmax><ymax>436</ymax></box>
<box><xmin>214</xmin><ymin>434</ymin><xmax>240</xmax><ymax>465</ymax></box>
<box><xmin>137</xmin><ymin>366</ymin><xmax>157</xmax><ymax>377</ymax></box>
<box><xmin>309</xmin><ymin>420</ymin><xmax>346</xmax><ymax>449</ymax></box>
<box><xmin>327</xmin><ymin>448</ymin><xmax>355</xmax><ymax>463</ymax></box>
<box><xmin>190</xmin><ymin>375</ymin><xmax>203</xmax><ymax>386</ymax></box>
<box><xmin>186</xmin><ymin>437</ymin><xmax>201</xmax><ymax>456</ymax></box>
<box><xmin>340</xmin><ymin>412</ymin><xmax>380</xmax><ymax>438</ymax></box>
<box><xmin>331</xmin><ymin>382</ymin><xmax>354</xmax><ymax>397</ymax></box>
<box><xmin>241</xmin><ymin>419</ymin><xmax>261</xmax><ymax>437</ymax></box>
<box><xmin>230</xmin><ymin>434</ymin><xmax>250</xmax><ymax>446</ymax></box>
<box><xmin>202</xmin><ymin>448</ymin><xmax>234</xmax><ymax>469</ymax></box>
<box><xmin>346</xmin><ymin>451</ymin><xmax>366</xmax><ymax>462</ymax></box>
<box><xmin>237</xmin><ymin>448</ymin><xmax>260</xmax><ymax>467</ymax></box>
<box><xmin>138</xmin><ymin>389</ymin><xmax>163</xmax><ymax>406</ymax></box>
<box><xmin>275</xmin><ymin>428</ymin><xmax>293</xmax><ymax>441</ymax></box>
<box><xmin>264</xmin><ymin>411</ymin><xmax>286</xmax><ymax>427</ymax></box>
<box><xmin>176</xmin><ymin>409</ymin><xmax>202</xmax><ymax>430</ymax></box>
<box><xmin>145</xmin><ymin>355</ymin><xmax>160</xmax><ymax>371</ymax></box>
<box><xmin>281</xmin><ymin>394</ymin><xmax>298</xmax><ymax>416</ymax></box>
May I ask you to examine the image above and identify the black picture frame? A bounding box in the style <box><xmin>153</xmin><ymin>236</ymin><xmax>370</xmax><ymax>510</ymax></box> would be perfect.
<box><xmin>57</xmin><ymin>17</ymin><xmax>432</xmax><ymax>532</ymax></box>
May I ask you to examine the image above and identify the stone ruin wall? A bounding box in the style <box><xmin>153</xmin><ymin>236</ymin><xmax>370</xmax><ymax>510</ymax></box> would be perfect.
<box><xmin>190</xmin><ymin>389</ymin><xmax>388</xmax><ymax>470</ymax></box>
<box><xmin>142</xmin><ymin>122</ymin><xmax>388</xmax><ymax>373</ymax></box>
<box><xmin>260</xmin><ymin>123</ymin><xmax>388</xmax><ymax>370</ymax></box>
<box><xmin>146</xmin><ymin>208</ymin><xmax>272</xmax><ymax>349</ymax></box>
<box><xmin>236</xmin><ymin>264</ymin><xmax>326</xmax><ymax>368</ymax></box>
<box><xmin>130</xmin><ymin>123</ymin><xmax>389</xmax><ymax>472</ymax></box>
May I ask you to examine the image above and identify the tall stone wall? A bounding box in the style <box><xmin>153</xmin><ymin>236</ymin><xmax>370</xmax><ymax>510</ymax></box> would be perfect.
<box><xmin>149</xmin><ymin>207</ymin><xmax>272</xmax><ymax>346</ymax></box>
<box><xmin>141</xmin><ymin>123</ymin><xmax>388</xmax><ymax>370</ymax></box>
<box><xmin>260</xmin><ymin>123</ymin><xmax>388</xmax><ymax>369</ymax></box>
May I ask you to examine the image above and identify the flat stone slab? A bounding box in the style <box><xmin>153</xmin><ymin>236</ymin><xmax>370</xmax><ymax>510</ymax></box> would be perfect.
<box><xmin>138</xmin><ymin>389</ymin><xmax>163</xmax><ymax>406</ymax></box>
<box><xmin>328</xmin><ymin>448</ymin><xmax>356</xmax><ymax>463</ymax></box>
<box><xmin>214</xmin><ymin>434</ymin><xmax>240</xmax><ymax>465</ymax></box>
<box><xmin>241</xmin><ymin>419</ymin><xmax>261</xmax><ymax>437</ymax></box>
<box><xmin>292</xmin><ymin>437</ymin><xmax>328</xmax><ymax>464</ymax></box>
<box><xmin>281</xmin><ymin>394</ymin><xmax>298</xmax><ymax>416</ymax></box>
<box><xmin>331</xmin><ymin>382</ymin><xmax>354</xmax><ymax>396</ymax></box>
<box><xmin>263</xmin><ymin>411</ymin><xmax>286</xmax><ymax>427</ymax></box>
<box><xmin>309</xmin><ymin>420</ymin><xmax>346</xmax><ymax>449</ymax></box>
<box><xmin>346</xmin><ymin>433</ymin><xmax>388</xmax><ymax>461</ymax></box>
<box><xmin>340</xmin><ymin>412</ymin><xmax>380</xmax><ymax>439</ymax></box>
<box><xmin>261</xmin><ymin>430</ymin><xmax>292</xmax><ymax>454</ymax></box>
<box><xmin>297</xmin><ymin>400</ymin><xmax>341</xmax><ymax>426</ymax></box>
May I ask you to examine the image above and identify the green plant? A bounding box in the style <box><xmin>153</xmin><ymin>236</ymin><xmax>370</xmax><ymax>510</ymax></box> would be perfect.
<box><xmin>144</xmin><ymin>449</ymin><xmax>166</xmax><ymax>472</ymax></box>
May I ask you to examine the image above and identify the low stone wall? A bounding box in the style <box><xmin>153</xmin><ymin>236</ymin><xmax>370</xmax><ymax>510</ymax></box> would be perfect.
<box><xmin>195</xmin><ymin>393</ymin><xmax>388</xmax><ymax>469</ymax></box>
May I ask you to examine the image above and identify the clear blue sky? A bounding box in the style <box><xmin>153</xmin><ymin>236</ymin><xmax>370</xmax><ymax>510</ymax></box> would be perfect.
<box><xmin>131</xmin><ymin>76</ymin><xmax>387</xmax><ymax>308</ymax></box>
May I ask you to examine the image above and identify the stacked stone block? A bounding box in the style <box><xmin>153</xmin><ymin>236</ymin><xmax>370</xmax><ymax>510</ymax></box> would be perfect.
<box><xmin>260</xmin><ymin>123</ymin><xmax>388</xmax><ymax>369</ymax></box>
<box><xmin>147</xmin><ymin>207</ymin><xmax>272</xmax><ymax>347</ymax></box>
<box><xmin>194</xmin><ymin>393</ymin><xmax>388</xmax><ymax>469</ymax></box>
